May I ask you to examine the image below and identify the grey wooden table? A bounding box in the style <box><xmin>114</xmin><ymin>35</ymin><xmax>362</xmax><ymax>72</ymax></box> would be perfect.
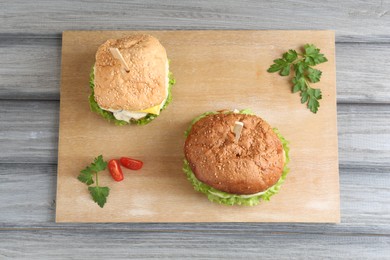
<box><xmin>1</xmin><ymin>1</ymin><xmax>389</xmax><ymax>259</ymax></box>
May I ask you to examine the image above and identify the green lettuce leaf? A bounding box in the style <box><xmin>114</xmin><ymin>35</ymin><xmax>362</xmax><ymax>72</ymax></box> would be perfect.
<box><xmin>88</xmin><ymin>67</ymin><xmax>176</xmax><ymax>126</ymax></box>
<box><xmin>183</xmin><ymin>110</ymin><xmax>290</xmax><ymax>206</ymax></box>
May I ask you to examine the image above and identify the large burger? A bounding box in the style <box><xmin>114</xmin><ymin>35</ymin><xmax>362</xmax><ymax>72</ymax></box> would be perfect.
<box><xmin>89</xmin><ymin>34</ymin><xmax>175</xmax><ymax>125</ymax></box>
<box><xmin>183</xmin><ymin>109</ymin><xmax>290</xmax><ymax>206</ymax></box>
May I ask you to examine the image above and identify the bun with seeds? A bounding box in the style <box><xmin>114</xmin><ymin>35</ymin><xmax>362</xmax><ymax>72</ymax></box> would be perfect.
<box><xmin>183</xmin><ymin>109</ymin><xmax>290</xmax><ymax>206</ymax></box>
<box><xmin>89</xmin><ymin>34</ymin><xmax>175</xmax><ymax>125</ymax></box>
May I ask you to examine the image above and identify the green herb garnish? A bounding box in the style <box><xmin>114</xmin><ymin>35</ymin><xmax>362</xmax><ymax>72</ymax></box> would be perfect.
<box><xmin>267</xmin><ymin>44</ymin><xmax>328</xmax><ymax>113</ymax></box>
<box><xmin>78</xmin><ymin>155</ymin><xmax>110</xmax><ymax>208</ymax></box>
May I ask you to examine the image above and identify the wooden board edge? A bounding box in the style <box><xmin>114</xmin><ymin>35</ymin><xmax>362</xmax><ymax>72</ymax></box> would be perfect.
<box><xmin>55</xmin><ymin>30</ymin><xmax>340</xmax><ymax>223</ymax></box>
<box><xmin>55</xmin><ymin>31</ymin><xmax>68</xmax><ymax>223</ymax></box>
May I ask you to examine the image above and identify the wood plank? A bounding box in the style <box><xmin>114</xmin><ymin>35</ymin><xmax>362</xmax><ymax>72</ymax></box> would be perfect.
<box><xmin>0</xmin><ymin>164</ymin><xmax>389</xmax><ymax>231</ymax></box>
<box><xmin>1</xmin><ymin>102</ymin><xmax>389</xmax><ymax>167</ymax></box>
<box><xmin>0</xmin><ymin>229</ymin><xmax>389</xmax><ymax>259</ymax></box>
<box><xmin>338</xmin><ymin>104</ymin><xmax>390</xmax><ymax>167</ymax></box>
<box><xmin>56</xmin><ymin>30</ymin><xmax>339</xmax><ymax>223</ymax></box>
<box><xmin>0</xmin><ymin>37</ymin><xmax>61</xmax><ymax>100</ymax></box>
<box><xmin>336</xmin><ymin>43</ymin><xmax>390</xmax><ymax>103</ymax></box>
<box><xmin>0</xmin><ymin>101</ymin><xmax>59</xmax><ymax>164</ymax></box>
<box><xmin>340</xmin><ymin>166</ymin><xmax>390</xmax><ymax>226</ymax></box>
<box><xmin>1</xmin><ymin>38</ymin><xmax>390</xmax><ymax>104</ymax></box>
<box><xmin>0</xmin><ymin>1</ymin><xmax>389</xmax><ymax>42</ymax></box>
<box><xmin>0</xmin><ymin>164</ymin><xmax>56</xmax><ymax>224</ymax></box>
<box><xmin>0</xmin><ymin>1</ymin><xmax>387</xmax><ymax>257</ymax></box>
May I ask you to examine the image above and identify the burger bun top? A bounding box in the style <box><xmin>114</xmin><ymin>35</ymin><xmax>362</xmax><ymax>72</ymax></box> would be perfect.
<box><xmin>94</xmin><ymin>34</ymin><xmax>168</xmax><ymax>111</ymax></box>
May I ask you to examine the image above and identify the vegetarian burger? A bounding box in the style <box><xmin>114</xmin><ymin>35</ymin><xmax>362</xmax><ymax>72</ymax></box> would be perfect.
<box><xmin>183</xmin><ymin>109</ymin><xmax>290</xmax><ymax>206</ymax></box>
<box><xmin>89</xmin><ymin>34</ymin><xmax>175</xmax><ymax>125</ymax></box>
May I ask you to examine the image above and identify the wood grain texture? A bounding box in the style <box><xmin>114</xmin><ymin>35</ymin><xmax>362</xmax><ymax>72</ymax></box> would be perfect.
<box><xmin>2</xmin><ymin>39</ymin><xmax>390</xmax><ymax>104</ymax></box>
<box><xmin>1</xmin><ymin>102</ymin><xmax>389</xmax><ymax>167</ymax></box>
<box><xmin>0</xmin><ymin>101</ymin><xmax>59</xmax><ymax>164</ymax></box>
<box><xmin>0</xmin><ymin>164</ymin><xmax>56</xmax><ymax>224</ymax></box>
<box><xmin>338</xmin><ymin>104</ymin><xmax>390</xmax><ymax>167</ymax></box>
<box><xmin>336</xmin><ymin>43</ymin><xmax>390</xmax><ymax>103</ymax></box>
<box><xmin>340</xmin><ymin>166</ymin><xmax>390</xmax><ymax>226</ymax></box>
<box><xmin>56</xmin><ymin>30</ymin><xmax>339</xmax><ymax>223</ymax></box>
<box><xmin>0</xmin><ymin>0</ymin><xmax>389</xmax><ymax>43</ymax></box>
<box><xmin>1</xmin><ymin>229</ymin><xmax>389</xmax><ymax>259</ymax></box>
<box><xmin>1</xmin><ymin>164</ymin><xmax>389</xmax><ymax>230</ymax></box>
<box><xmin>0</xmin><ymin>37</ymin><xmax>61</xmax><ymax>100</ymax></box>
<box><xmin>0</xmin><ymin>0</ymin><xmax>389</xmax><ymax>258</ymax></box>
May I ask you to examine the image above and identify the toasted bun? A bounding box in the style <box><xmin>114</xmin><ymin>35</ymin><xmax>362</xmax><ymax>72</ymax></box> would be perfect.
<box><xmin>184</xmin><ymin>112</ymin><xmax>284</xmax><ymax>195</ymax></box>
<box><xmin>94</xmin><ymin>34</ymin><xmax>168</xmax><ymax>111</ymax></box>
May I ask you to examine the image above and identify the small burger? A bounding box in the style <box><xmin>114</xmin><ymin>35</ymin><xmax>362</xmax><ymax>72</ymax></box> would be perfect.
<box><xmin>89</xmin><ymin>34</ymin><xmax>175</xmax><ymax>125</ymax></box>
<box><xmin>183</xmin><ymin>109</ymin><xmax>290</xmax><ymax>206</ymax></box>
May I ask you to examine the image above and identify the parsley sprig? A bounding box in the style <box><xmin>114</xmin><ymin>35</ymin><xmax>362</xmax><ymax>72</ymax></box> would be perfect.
<box><xmin>78</xmin><ymin>155</ymin><xmax>110</xmax><ymax>208</ymax></box>
<box><xmin>267</xmin><ymin>44</ymin><xmax>328</xmax><ymax>113</ymax></box>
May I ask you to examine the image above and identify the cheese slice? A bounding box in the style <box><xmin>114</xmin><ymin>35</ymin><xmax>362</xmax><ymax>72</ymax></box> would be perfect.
<box><xmin>137</xmin><ymin>104</ymin><xmax>161</xmax><ymax>115</ymax></box>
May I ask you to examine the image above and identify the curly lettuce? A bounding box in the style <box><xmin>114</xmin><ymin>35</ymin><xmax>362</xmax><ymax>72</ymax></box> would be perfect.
<box><xmin>183</xmin><ymin>110</ymin><xmax>290</xmax><ymax>206</ymax></box>
<box><xmin>88</xmin><ymin>67</ymin><xmax>176</xmax><ymax>126</ymax></box>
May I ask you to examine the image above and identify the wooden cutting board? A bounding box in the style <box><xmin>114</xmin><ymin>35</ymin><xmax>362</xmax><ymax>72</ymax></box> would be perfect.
<box><xmin>56</xmin><ymin>30</ymin><xmax>339</xmax><ymax>223</ymax></box>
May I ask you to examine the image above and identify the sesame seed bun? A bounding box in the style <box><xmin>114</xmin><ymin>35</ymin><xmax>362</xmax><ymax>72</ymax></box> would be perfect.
<box><xmin>184</xmin><ymin>112</ymin><xmax>285</xmax><ymax>195</ymax></box>
<box><xmin>93</xmin><ymin>34</ymin><xmax>168</xmax><ymax>111</ymax></box>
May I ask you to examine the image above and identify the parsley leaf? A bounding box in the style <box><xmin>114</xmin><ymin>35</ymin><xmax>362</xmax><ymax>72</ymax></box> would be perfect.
<box><xmin>89</xmin><ymin>155</ymin><xmax>107</xmax><ymax>173</ymax></box>
<box><xmin>292</xmin><ymin>76</ymin><xmax>305</xmax><ymax>93</ymax></box>
<box><xmin>77</xmin><ymin>155</ymin><xmax>110</xmax><ymax>208</ymax></box>
<box><xmin>267</xmin><ymin>50</ymin><xmax>298</xmax><ymax>76</ymax></box>
<box><xmin>77</xmin><ymin>155</ymin><xmax>107</xmax><ymax>185</ymax></box>
<box><xmin>306</xmin><ymin>87</ymin><xmax>322</xmax><ymax>113</ymax></box>
<box><xmin>267</xmin><ymin>44</ymin><xmax>328</xmax><ymax>113</ymax></box>
<box><xmin>304</xmin><ymin>44</ymin><xmax>328</xmax><ymax>65</ymax></box>
<box><xmin>267</xmin><ymin>59</ymin><xmax>290</xmax><ymax>74</ymax></box>
<box><xmin>88</xmin><ymin>186</ymin><xmax>110</xmax><ymax>208</ymax></box>
<box><xmin>307</xmin><ymin>67</ymin><xmax>322</xmax><ymax>83</ymax></box>
<box><xmin>283</xmin><ymin>49</ymin><xmax>298</xmax><ymax>62</ymax></box>
<box><xmin>78</xmin><ymin>168</ymin><xmax>94</xmax><ymax>185</ymax></box>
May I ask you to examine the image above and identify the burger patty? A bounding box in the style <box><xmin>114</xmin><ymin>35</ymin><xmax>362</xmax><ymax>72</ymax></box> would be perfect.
<box><xmin>184</xmin><ymin>112</ymin><xmax>284</xmax><ymax>195</ymax></box>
